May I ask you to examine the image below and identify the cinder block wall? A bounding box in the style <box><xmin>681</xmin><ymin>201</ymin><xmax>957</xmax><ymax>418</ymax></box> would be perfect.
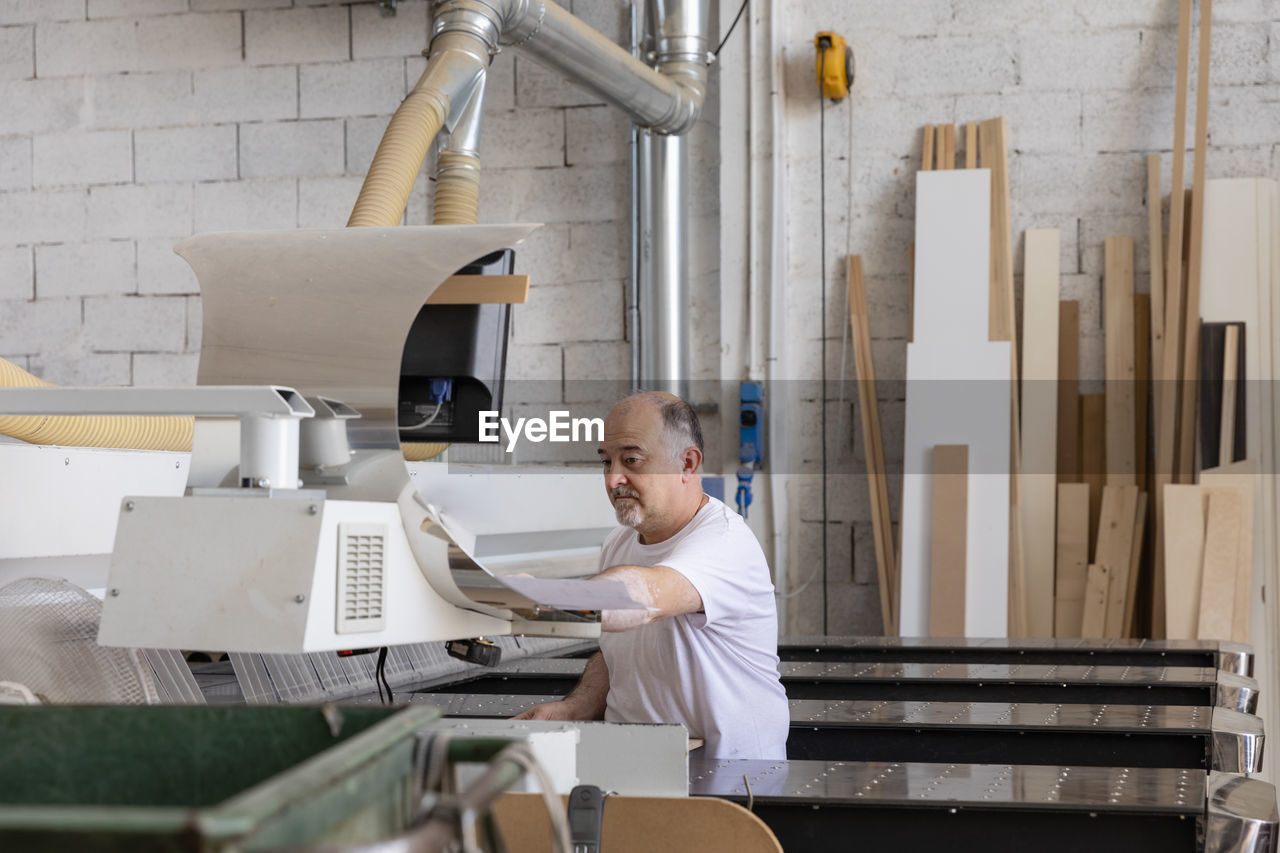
<box><xmin>0</xmin><ymin>0</ymin><xmax>707</xmax><ymax>409</ymax></box>
<box><xmin>777</xmin><ymin>0</ymin><xmax>1280</xmax><ymax>635</ymax></box>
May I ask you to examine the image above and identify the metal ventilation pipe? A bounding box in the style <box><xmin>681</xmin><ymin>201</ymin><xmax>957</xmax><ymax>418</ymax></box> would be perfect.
<box><xmin>636</xmin><ymin>0</ymin><xmax>709</xmax><ymax>395</ymax></box>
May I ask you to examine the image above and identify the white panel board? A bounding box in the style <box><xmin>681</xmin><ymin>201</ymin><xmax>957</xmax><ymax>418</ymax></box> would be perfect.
<box><xmin>1200</xmin><ymin>177</ymin><xmax>1278</xmax><ymax>782</ymax></box>
<box><xmin>900</xmin><ymin>169</ymin><xmax>1011</xmax><ymax>637</ymax></box>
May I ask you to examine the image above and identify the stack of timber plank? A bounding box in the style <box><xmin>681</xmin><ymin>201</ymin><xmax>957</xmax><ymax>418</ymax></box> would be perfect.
<box><xmin>858</xmin><ymin>2</ymin><xmax>1278</xmax><ymax>653</ymax></box>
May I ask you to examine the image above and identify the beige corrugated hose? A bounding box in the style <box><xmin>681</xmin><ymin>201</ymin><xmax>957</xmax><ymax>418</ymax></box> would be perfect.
<box><xmin>347</xmin><ymin>79</ymin><xmax>448</xmax><ymax>228</ymax></box>
<box><xmin>0</xmin><ymin>357</ymin><xmax>192</xmax><ymax>451</ymax></box>
<box><xmin>432</xmin><ymin>151</ymin><xmax>482</xmax><ymax>226</ymax></box>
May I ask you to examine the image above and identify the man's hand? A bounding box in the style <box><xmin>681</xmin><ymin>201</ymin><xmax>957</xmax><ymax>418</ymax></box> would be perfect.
<box><xmin>512</xmin><ymin>699</ymin><xmax>582</xmax><ymax>721</ymax></box>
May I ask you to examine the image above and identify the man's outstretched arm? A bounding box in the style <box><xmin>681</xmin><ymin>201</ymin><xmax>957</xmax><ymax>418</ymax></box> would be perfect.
<box><xmin>593</xmin><ymin>564</ymin><xmax>703</xmax><ymax>632</ymax></box>
<box><xmin>512</xmin><ymin>651</ymin><xmax>610</xmax><ymax>721</ymax></box>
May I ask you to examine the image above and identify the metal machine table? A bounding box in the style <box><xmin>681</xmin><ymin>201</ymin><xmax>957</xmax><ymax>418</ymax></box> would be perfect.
<box><xmin>393</xmin><ymin>692</ymin><xmax>1262</xmax><ymax>773</ymax></box>
<box><xmin>687</xmin><ymin>760</ymin><xmax>1277</xmax><ymax>853</ymax></box>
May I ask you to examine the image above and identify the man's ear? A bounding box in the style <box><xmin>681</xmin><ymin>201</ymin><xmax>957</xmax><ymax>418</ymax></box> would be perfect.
<box><xmin>681</xmin><ymin>446</ymin><xmax>702</xmax><ymax>479</ymax></box>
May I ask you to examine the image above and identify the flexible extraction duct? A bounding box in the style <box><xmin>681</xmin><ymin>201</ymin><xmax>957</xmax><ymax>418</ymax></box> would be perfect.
<box><xmin>0</xmin><ymin>358</ymin><xmax>191</xmax><ymax>451</ymax></box>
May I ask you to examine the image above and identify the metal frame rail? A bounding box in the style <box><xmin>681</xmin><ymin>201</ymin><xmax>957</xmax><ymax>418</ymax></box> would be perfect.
<box><xmin>409</xmin><ymin>658</ymin><xmax>1260</xmax><ymax>714</ymax></box>
<box><xmin>778</xmin><ymin>636</ymin><xmax>1253</xmax><ymax>676</ymax></box>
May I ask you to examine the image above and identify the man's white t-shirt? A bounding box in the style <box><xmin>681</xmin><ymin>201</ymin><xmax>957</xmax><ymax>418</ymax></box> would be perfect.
<box><xmin>596</xmin><ymin>494</ymin><xmax>789</xmax><ymax>760</ymax></box>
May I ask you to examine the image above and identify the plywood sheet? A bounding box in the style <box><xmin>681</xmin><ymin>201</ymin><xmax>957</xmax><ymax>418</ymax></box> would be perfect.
<box><xmin>1097</xmin><ymin>485</ymin><xmax>1140</xmax><ymax>638</ymax></box>
<box><xmin>929</xmin><ymin>445</ymin><xmax>968</xmax><ymax>637</ymax></box>
<box><xmin>1198</xmin><ymin>489</ymin><xmax>1241</xmax><ymax>641</ymax></box>
<box><xmin>1054</xmin><ymin>482</ymin><xmax>1091</xmax><ymax>638</ymax></box>
<box><xmin>1200</xmin><ymin>459</ymin><xmax>1258</xmax><ymax>645</ymax></box>
<box><xmin>1021</xmin><ymin>228</ymin><xmax>1060</xmax><ymax>637</ymax></box>
<box><xmin>1081</xmin><ymin>563</ymin><xmax>1109</xmax><ymax>639</ymax></box>
<box><xmin>1163</xmin><ymin>484</ymin><xmax>1207</xmax><ymax>640</ymax></box>
<box><xmin>1104</xmin><ymin>236</ymin><xmax>1137</xmax><ymax>486</ymax></box>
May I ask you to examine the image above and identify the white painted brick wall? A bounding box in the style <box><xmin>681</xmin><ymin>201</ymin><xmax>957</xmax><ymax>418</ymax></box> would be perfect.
<box><xmin>32</xmin><ymin>129</ymin><xmax>133</xmax><ymax>186</ymax></box>
<box><xmin>0</xmin><ymin>136</ymin><xmax>31</xmax><ymax>190</ymax></box>
<box><xmin>0</xmin><ymin>246</ymin><xmax>33</xmax><ymax>301</ymax></box>
<box><xmin>240</xmin><ymin>119</ymin><xmax>346</xmax><ymax>177</ymax></box>
<box><xmin>35</xmin><ymin>240</ymin><xmax>135</xmax><ymax>297</ymax></box>
<box><xmin>0</xmin><ymin>24</ymin><xmax>33</xmax><ymax>80</ymax></box>
<box><xmin>135</xmin><ymin>124</ymin><xmax>239</xmax><ymax>183</ymax></box>
<box><xmin>245</xmin><ymin>6</ymin><xmax>349</xmax><ymax>66</ymax></box>
<box><xmin>86</xmin><ymin>183</ymin><xmax>191</xmax><ymax>239</ymax></box>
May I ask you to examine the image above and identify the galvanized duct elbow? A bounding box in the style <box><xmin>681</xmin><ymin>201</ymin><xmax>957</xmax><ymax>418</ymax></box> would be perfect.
<box><xmin>436</xmin><ymin>0</ymin><xmax>708</xmax><ymax>136</ymax></box>
<box><xmin>348</xmin><ymin>28</ymin><xmax>491</xmax><ymax>228</ymax></box>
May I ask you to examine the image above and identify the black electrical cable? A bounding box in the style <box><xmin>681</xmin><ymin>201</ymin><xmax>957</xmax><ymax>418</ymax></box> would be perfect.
<box><xmin>713</xmin><ymin>0</ymin><xmax>750</xmax><ymax>57</ymax></box>
<box><xmin>818</xmin><ymin>44</ymin><xmax>829</xmax><ymax>636</ymax></box>
<box><xmin>377</xmin><ymin>646</ymin><xmax>394</xmax><ymax>704</ymax></box>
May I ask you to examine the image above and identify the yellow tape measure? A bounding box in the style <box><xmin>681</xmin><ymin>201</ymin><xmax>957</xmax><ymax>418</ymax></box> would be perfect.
<box><xmin>814</xmin><ymin>31</ymin><xmax>854</xmax><ymax>101</ymax></box>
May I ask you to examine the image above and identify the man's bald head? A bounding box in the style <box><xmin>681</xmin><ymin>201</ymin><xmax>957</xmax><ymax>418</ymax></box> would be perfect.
<box><xmin>608</xmin><ymin>391</ymin><xmax>703</xmax><ymax>466</ymax></box>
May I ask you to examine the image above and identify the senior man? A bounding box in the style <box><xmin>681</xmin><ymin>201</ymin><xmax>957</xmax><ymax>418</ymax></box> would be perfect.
<box><xmin>514</xmin><ymin>391</ymin><xmax>788</xmax><ymax>760</ymax></box>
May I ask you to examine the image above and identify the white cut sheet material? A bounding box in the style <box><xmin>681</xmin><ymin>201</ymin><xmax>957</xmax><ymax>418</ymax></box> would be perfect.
<box><xmin>1201</xmin><ymin>179</ymin><xmax>1278</xmax><ymax>774</ymax></box>
<box><xmin>900</xmin><ymin>169</ymin><xmax>1012</xmax><ymax>637</ymax></box>
<box><xmin>502</xmin><ymin>576</ymin><xmax>648</xmax><ymax>612</ymax></box>
<box><xmin>426</xmin><ymin>504</ymin><xmax>644</xmax><ymax>611</ymax></box>
<box><xmin>1020</xmin><ymin>228</ymin><xmax>1060</xmax><ymax>637</ymax></box>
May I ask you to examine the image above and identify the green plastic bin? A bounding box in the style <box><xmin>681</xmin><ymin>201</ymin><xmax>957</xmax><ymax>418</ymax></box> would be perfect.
<box><xmin>0</xmin><ymin>704</ymin><xmax>443</xmax><ymax>852</ymax></box>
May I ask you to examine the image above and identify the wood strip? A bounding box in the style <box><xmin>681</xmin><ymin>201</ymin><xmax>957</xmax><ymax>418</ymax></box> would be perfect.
<box><xmin>1081</xmin><ymin>393</ymin><xmax>1106</xmax><ymax>554</ymax></box>
<box><xmin>1054</xmin><ymin>482</ymin><xmax>1091</xmax><ymax>637</ymax></box>
<box><xmin>1097</xmin><ymin>484</ymin><xmax>1140</xmax><ymax>638</ymax></box>
<box><xmin>426</xmin><ymin>274</ymin><xmax>531</xmax><ymax>305</ymax></box>
<box><xmin>1147</xmin><ymin>153</ymin><xmax>1165</xmax><ymax>402</ymax></box>
<box><xmin>946</xmin><ymin>124</ymin><xmax>956</xmax><ymax>170</ymax></box>
<box><xmin>1104</xmin><ymin>236</ymin><xmax>1137</xmax><ymax>486</ymax></box>
<box><xmin>1135</xmin><ymin>293</ymin><xmax>1151</xmax><ymax>488</ymax></box>
<box><xmin>922</xmin><ymin>124</ymin><xmax>935</xmax><ymax>171</ymax></box>
<box><xmin>1220</xmin><ymin>323</ymin><xmax>1239</xmax><ymax>465</ymax></box>
<box><xmin>1177</xmin><ymin>0</ymin><xmax>1214</xmax><ymax>483</ymax></box>
<box><xmin>1056</xmin><ymin>302</ymin><xmax>1081</xmax><ymax>484</ymax></box>
<box><xmin>978</xmin><ymin>116</ymin><xmax>1024</xmax><ymax>636</ymax></box>
<box><xmin>1163</xmin><ymin>483</ymin><xmax>1206</xmax><ymax>639</ymax></box>
<box><xmin>1152</xmin><ymin>0</ymin><xmax>1195</xmax><ymax>638</ymax></box>
<box><xmin>1021</xmin><ymin>228</ymin><xmax>1060</xmax><ymax>637</ymax></box>
<box><xmin>1081</xmin><ymin>563</ymin><xmax>1110</xmax><ymax>638</ymax></box>
<box><xmin>1123</xmin><ymin>491</ymin><xmax>1148</xmax><ymax>638</ymax></box>
<box><xmin>965</xmin><ymin>121</ymin><xmax>977</xmax><ymax>169</ymax></box>
<box><xmin>1198</xmin><ymin>489</ymin><xmax>1241</xmax><ymax>641</ymax></box>
<box><xmin>847</xmin><ymin>255</ymin><xmax>897</xmax><ymax>634</ymax></box>
<box><xmin>979</xmin><ymin>118</ymin><xmax>1016</xmax><ymax>347</ymax></box>
<box><xmin>929</xmin><ymin>445</ymin><xmax>969</xmax><ymax>637</ymax></box>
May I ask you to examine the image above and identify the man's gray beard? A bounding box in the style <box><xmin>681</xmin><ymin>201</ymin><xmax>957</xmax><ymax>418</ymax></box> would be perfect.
<box><xmin>614</xmin><ymin>501</ymin><xmax>644</xmax><ymax>528</ymax></box>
